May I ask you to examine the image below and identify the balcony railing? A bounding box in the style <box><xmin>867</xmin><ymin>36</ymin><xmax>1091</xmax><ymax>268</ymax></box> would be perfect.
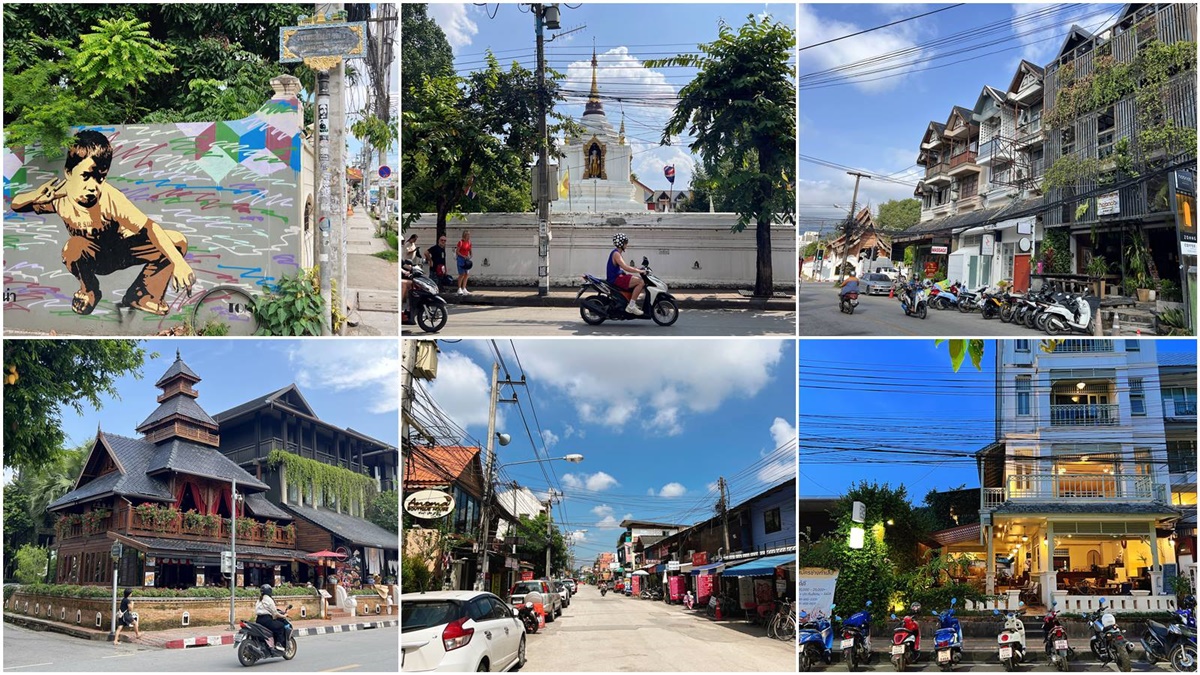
<box><xmin>1053</xmin><ymin>339</ymin><xmax>1114</xmax><ymax>353</ymax></box>
<box><xmin>925</xmin><ymin>162</ymin><xmax>949</xmax><ymax>178</ymax></box>
<box><xmin>1050</xmin><ymin>403</ymin><xmax>1119</xmax><ymax>426</ymax></box>
<box><xmin>982</xmin><ymin>488</ymin><xmax>1006</xmax><ymax>510</ymax></box>
<box><xmin>1017</xmin><ymin>119</ymin><xmax>1042</xmax><ymax>140</ymax></box>
<box><xmin>1005</xmin><ymin>472</ymin><xmax>1156</xmax><ymax>501</ymax></box>
<box><xmin>1164</xmin><ymin>399</ymin><xmax>1197</xmax><ymax>417</ymax></box>
<box><xmin>949</xmin><ymin>151</ymin><xmax>978</xmax><ymax>168</ymax></box>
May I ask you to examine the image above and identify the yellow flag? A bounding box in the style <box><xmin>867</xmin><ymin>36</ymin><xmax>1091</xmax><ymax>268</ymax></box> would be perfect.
<box><xmin>559</xmin><ymin>166</ymin><xmax>570</xmax><ymax>199</ymax></box>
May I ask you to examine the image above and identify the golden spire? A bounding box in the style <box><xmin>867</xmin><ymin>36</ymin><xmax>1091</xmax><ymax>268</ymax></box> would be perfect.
<box><xmin>619</xmin><ymin>113</ymin><xmax>626</xmax><ymax>145</ymax></box>
<box><xmin>584</xmin><ymin>40</ymin><xmax>605</xmax><ymax>116</ymax></box>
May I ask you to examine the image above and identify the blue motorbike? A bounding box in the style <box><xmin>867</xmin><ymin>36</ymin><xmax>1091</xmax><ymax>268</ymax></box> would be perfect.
<box><xmin>932</xmin><ymin>598</ymin><xmax>964</xmax><ymax>671</ymax></box>
<box><xmin>837</xmin><ymin>600</ymin><xmax>873</xmax><ymax>671</ymax></box>
<box><xmin>799</xmin><ymin>608</ymin><xmax>835</xmax><ymax>671</ymax></box>
<box><xmin>1141</xmin><ymin>597</ymin><xmax>1196</xmax><ymax>672</ymax></box>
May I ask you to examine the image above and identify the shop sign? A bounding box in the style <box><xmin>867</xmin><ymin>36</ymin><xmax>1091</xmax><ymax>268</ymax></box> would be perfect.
<box><xmin>506</xmin><ymin>557</ymin><xmax>518</xmax><ymax>570</ymax></box>
<box><xmin>521</xmin><ymin>570</ymin><xmax>534</xmax><ymax>581</ymax></box>
<box><xmin>924</xmin><ymin>262</ymin><xmax>939</xmax><ymax>279</ymax></box>
<box><xmin>1097</xmin><ymin>192</ymin><xmax>1120</xmax><ymax>216</ymax></box>
<box><xmin>404</xmin><ymin>489</ymin><xmax>455</xmax><ymax>519</ymax></box>
<box><xmin>798</xmin><ymin>568</ymin><xmax>839</xmax><ymax>616</ymax></box>
<box><xmin>981</xmin><ymin>233</ymin><xmax>995</xmax><ymax>256</ymax></box>
<box><xmin>692</xmin><ymin>551</ymin><xmax>708</xmax><ymax>567</ymax></box>
<box><xmin>931</xmin><ymin>245</ymin><xmax>948</xmax><ymax>255</ymax></box>
<box><xmin>667</xmin><ymin>561</ymin><xmax>681</xmax><ymax>572</ymax></box>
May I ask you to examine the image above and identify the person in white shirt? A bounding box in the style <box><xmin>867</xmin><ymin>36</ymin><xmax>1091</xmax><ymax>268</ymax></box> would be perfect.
<box><xmin>255</xmin><ymin>584</ymin><xmax>289</xmax><ymax>653</ymax></box>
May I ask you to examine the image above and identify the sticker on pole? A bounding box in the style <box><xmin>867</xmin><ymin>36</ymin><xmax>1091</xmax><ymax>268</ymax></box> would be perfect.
<box><xmin>378</xmin><ymin>165</ymin><xmax>392</xmax><ymax>179</ymax></box>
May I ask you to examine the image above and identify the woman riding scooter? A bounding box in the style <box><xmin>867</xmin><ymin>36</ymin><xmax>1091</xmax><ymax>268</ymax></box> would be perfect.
<box><xmin>255</xmin><ymin>584</ymin><xmax>290</xmax><ymax>656</ymax></box>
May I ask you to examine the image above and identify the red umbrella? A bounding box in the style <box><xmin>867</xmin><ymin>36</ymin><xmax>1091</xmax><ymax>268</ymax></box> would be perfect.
<box><xmin>306</xmin><ymin>550</ymin><xmax>346</xmax><ymax>559</ymax></box>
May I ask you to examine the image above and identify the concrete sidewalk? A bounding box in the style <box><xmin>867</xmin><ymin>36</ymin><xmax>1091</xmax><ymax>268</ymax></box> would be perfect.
<box><xmin>344</xmin><ymin>209</ymin><xmax>398</xmax><ymax>336</ymax></box>
<box><xmin>443</xmin><ymin>286</ymin><xmax>795</xmax><ymax>312</ymax></box>
<box><xmin>6</xmin><ymin>611</ymin><xmax>396</xmax><ymax>649</ymax></box>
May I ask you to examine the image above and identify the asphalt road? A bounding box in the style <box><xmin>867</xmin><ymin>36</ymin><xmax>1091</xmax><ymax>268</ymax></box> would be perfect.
<box><xmin>405</xmin><ymin>305</ymin><xmax>797</xmax><ymax>337</ymax></box>
<box><xmin>521</xmin><ymin>586</ymin><xmax>794</xmax><ymax>672</ymax></box>
<box><xmin>2</xmin><ymin>623</ymin><xmax>397</xmax><ymax>672</ymax></box>
<box><xmin>798</xmin><ymin>283</ymin><xmax>1043</xmax><ymax>337</ymax></box>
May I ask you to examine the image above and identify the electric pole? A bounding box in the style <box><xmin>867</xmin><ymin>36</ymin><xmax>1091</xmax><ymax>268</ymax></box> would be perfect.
<box><xmin>533</xmin><ymin>4</ymin><xmax>554</xmax><ymax>296</ymax></box>
<box><xmin>474</xmin><ymin>366</ymin><xmax>519</xmax><ymax>592</ymax></box>
<box><xmin>545</xmin><ymin>490</ymin><xmax>562</xmax><ymax>578</ymax></box>
<box><xmin>717</xmin><ymin>477</ymin><xmax>730</xmax><ymax>553</ymax></box>
<box><xmin>839</xmin><ymin>171</ymin><xmax>871</xmax><ymax>283</ymax></box>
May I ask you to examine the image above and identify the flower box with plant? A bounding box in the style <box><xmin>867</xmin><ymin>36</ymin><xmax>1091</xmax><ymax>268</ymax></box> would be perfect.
<box><xmin>82</xmin><ymin>507</ymin><xmax>111</xmax><ymax>534</ymax></box>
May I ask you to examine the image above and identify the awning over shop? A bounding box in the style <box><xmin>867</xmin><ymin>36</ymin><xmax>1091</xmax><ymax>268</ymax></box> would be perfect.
<box><xmin>115</xmin><ymin>534</ymin><xmax>303</xmax><ymax>564</ymax></box>
<box><xmin>690</xmin><ymin>561</ymin><xmax>726</xmax><ymax>575</ymax></box>
<box><xmin>722</xmin><ymin>553</ymin><xmax>796</xmax><ymax>578</ymax></box>
<box><xmin>654</xmin><ymin>563</ymin><xmax>665</xmax><ymax>573</ymax></box>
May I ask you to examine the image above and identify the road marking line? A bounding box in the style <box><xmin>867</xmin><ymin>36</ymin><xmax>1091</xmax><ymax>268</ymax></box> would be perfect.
<box><xmin>102</xmin><ymin>653</ymin><xmax>139</xmax><ymax>659</ymax></box>
<box><xmin>6</xmin><ymin>663</ymin><xmax>54</xmax><ymax>669</ymax></box>
<box><xmin>321</xmin><ymin>665</ymin><xmax>360</xmax><ymax>672</ymax></box>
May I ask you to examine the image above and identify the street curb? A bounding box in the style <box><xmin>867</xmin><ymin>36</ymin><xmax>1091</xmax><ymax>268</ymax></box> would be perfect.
<box><xmin>443</xmin><ymin>291</ymin><xmax>794</xmax><ymax>312</ymax></box>
<box><xmin>3</xmin><ymin>613</ymin><xmax>111</xmax><ymax>641</ymax></box>
<box><xmin>162</xmin><ymin>619</ymin><xmax>398</xmax><ymax>649</ymax></box>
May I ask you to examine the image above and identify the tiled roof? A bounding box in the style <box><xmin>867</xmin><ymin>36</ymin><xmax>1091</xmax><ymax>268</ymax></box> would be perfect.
<box><xmin>126</xmin><ymin>535</ymin><xmax>302</xmax><ymax>561</ymax></box>
<box><xmin>245</xmin><ymin>492</ymin><xmax>293</xmax><ymax>521</ymax></box>
<box><xmin>212</xmin><ymin>385</ymin><xmax>296</xmax><ymax>422</ymax></box>
<box><xmin>154</xmin><ymin>354</ymin><xmax>201</xmax><ymax>387</ymax></box>
<box><xmin>993</xmin><ymin>502</ymin><xmax>1180</xmax><ymax>516</ymax></box>
<box><xmin>137</xmin><ymin>394</ymin><xmax>217</xmax><ymax>430</ymax></box>
<box><xmin>48</xmin><ymin>433</ymin><xmax>173</xmax><ymax>510</ymax></box>
<box><xmin>1157</xmin><ymin>351</ymin><xmax>1197</xmax><ymax>367</ymax></box>
<box><xmin>284</xmin><ymin>503</ymin><xmax>398</xmax><ymax>550</ymax></box>
<box><xmin>405</xmin><ymin>446</ymin><xmax>479</xmax><ymax>486</ymax></box>
<box><xmin>931</xmin><ymin>523</ymin><xmax>981</xmax><ymax>547</ymax></box>
<box><xmin>146</xmin><ymin>438</ymin><xmax>267</xmax><ymax>490</ymax></box>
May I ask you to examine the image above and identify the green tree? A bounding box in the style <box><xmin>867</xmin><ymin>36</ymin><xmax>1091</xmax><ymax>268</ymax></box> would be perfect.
<box><xmin>648</xmin><ymin>16</ymin><xmax>796</xmax><ymax>297</ymax></box>
<box><xmin>366</xmin><ymin>490</ymin><xmax>399</xmax><ymax>534</ymax></box>
<box><xmin>803</xmin><ymin>240</ymin><xmax>821</xmax><ymax>258</ymax></box>
<box><xmin>400</xmin><ymin>4</ymin><xmax>454</xmax><ymax>115</ymax></box>
<box><xmin>513</xmin><ymin>513</ymin><xmax>568</xmax><ymax>578</ymax></box>
<box><xmin>876</xmin><ymin>198</ymin><xmax>921</xmax><ymax>232</ymax></box>
<box><xmin>4</xmin><ymin>3</ymin><xmax>310</xmax><ymax>152</ymax></box>
<box><xmin>3</xmin><ymin>484</ymin><xmax>35</xmax><ymax>580</ymax></box>
<box><xmin>3</xmin><ymin>340</ymin><xmax>146</xmax><ymax>472</ymax></box>
<box><xmin>14</xmin><ymin>544</ymin><xmax>50</xmax><ymax>584</ymax></box>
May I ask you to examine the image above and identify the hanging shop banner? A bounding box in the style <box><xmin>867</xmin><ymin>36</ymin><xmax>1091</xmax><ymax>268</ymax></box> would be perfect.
<box><xmin>754</xmin><ymin>578</ymin><xmax>775</xmax><ymax>605</ymax></box>
<box><xmin>737</xmin><ymin>577</ymin><xmax>755</xmax><ymax>609</ymax></box>
<box><xmin>981</xmin><ymin>233</ymin><xmax>995</xmax><ymax>256</ymax></box>
<box><xmin>1097</xmin><ymin>192</ymin><xmax>1120</xmax><ymax>216</ymax></box>
<box><xmin>631</xmin><ymin>575</ymin><xmax>641</xmax><ymax>595</ymax></box>
<box><xmin>924</xmin><ymin>262</ymin><xmax>939</xmax><ymax>279</ymax></box>
<box><xmin>931</xmin><ymin>245</ymin><xmax>949</xmax><ymax>255</ymax></box>
<box><xmin>697</xmin><ymin>572</ymin><xmax>714</xmax><ymax>606</ymax></box>
<box><xmin>668</xmin><ymin>575</ymin><xmax>685</xmax><ymax>601</ymax></box>
<box><xmin>404</xmin><ymin>489</ymin><xmax>455</xmax><ymax>519</ymax></box>
<box><xmin>798</xmin><ymin>568</ymin><xmax>839</xmax><ymax>616</ymax></box>
<box><xmin>144</xmin><ymin>572</ymin><xmax>155</xmax><ymax>586</ymax></box>
<box><xmin>692</xmin><ymin>551</ymin><xmax>708</xmax><ymax>567</ymax></box>
<box><xmin>1173</xmin><ymin>170</ymin><xmax>1197</xmax><ymax>257</ymax></box>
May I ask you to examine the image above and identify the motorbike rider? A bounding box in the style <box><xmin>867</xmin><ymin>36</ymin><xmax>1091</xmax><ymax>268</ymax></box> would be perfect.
<box><xmin>838</xmin><ymin>270</ymin><xmax>860</xmax><ymax>299</ymax></box>
<box><xmin>607</xmin><ymin>233</ymin><xmax>645</xmax><ymax>315</ymax></box>
<box><xmin>255</xmin><ymin>584</ymin><xmax>289</xmax><ymax>655</ymax></box>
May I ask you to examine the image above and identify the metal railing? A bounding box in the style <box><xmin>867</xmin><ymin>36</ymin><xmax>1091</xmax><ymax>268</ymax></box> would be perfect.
<box><xmin>1165</xmin><ymin>399</ymin><xmax>1197</xmax><ymax>417</ymax></box>
<box><xmin>1049</xmin><ymin>403</ymin><xmax>1119</xmax><ymax>426</ymax></box>
<box><xmin>1005</xmin><ymin>472</ymin><xmax>1155</xmax><ymax>500</ymax></box>
<box><xmin>1052</xmin><ymin>339</ymin><xmax>1114</xmax><ymax>353</ymax></box>
<box><xmin>981</xmin><ymin>488</ymin><xmax>1006</xmax><ymax>510</ymax></box>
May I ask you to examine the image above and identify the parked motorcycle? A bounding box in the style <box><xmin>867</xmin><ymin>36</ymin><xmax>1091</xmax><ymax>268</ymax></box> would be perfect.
<box><xmin>1044</xmin><ymin>293</ymin><xmax>1098</xmax><ymax>335</ymax></box>
<box><xmin>994</xmin><ymin>604</ymin><xmax>1027</xmax><ymax>672</ymax></box>
<box><xmin>840</xmin><ymin>291</ymin><xmax>860</xmax><ymax>314</ymax></box>
<box><xmin>798</xmin><ymin>610</ymin><xmax>834</xmax><ymax>671</ymax></box>
<box><xmin>235</xmin><ymin>605</ymin><xmax>296</xmax><ymax>666</ymax></box>
<box><xmin>890</xmin><ymin>603</ymin><xmax>923</xmax><ymax>672</ymax></box>
<box><xmin>1087</xmin><ymin>598</ymin><xmax>1133</xmax><ymax>671</ymax></box>
<box><xmin>980</xmin><ymin>288</ymin><xmax>1005</xmax><ymax>319</ymax></box>
<box><xmin>577</xmin><ymin>257</ymin><xmax>679</xmax><ymax>326</ymax></box>
<box><xmin>1142</xmin><ymin>602</ymin><xmax>1197</xmax><ymax>671</ymax></box>
<box><xmin>897</xmin><ymin>281</ymin><xmax>928</xmax><ymax>320</ymax></box>
<box><xmin>839</xmin><ymin>600</ymin><xmax>873</xmax><ymax>671</ymax></box>
<box><xmin>930</xmin><ymin>281</ymin><xmax>960</xmax><ymax>311</ymax></box>
<box><xmin>956</xmin><ymin>284</ymin><xmax>988</xmax><ymax>314</ymax></box>
<box><xmin>516</xmin><ymin>601</ymin><xmax>539</xmax><ymax>634</ymax></box>
<box><xmin>1042</xmin><ymin>602</ymin><xmax>1074</xmax><ymax>672</ymax></box>
<box><xmin>683</xmin><ymin>590</ymin><xmax>696</xmax><ymax>610</ymax></box>
<box><xmin>402</xmin><ymin>261</ymin><xmax>449</xmax><ymax>333</ymax></box>
<box><xmin>931</xmin><ymin>599</ymin><xmax>964</xmax><ymax>671</ymax></box>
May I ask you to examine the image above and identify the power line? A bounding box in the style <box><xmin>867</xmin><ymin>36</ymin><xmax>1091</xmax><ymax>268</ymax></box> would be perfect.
<box><xmin>798</xmin><ymin>4</ymin><xmax>965</xmax><ymax>53</ymax></box>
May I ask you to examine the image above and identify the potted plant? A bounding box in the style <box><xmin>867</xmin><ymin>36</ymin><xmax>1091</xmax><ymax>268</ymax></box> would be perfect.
<box><xmin>1156</xmin><ymin>278</ymin><xmax>1185</xmax><ymax>314</ymax></box>
<box><xmin>1085</xmin><ymin>254</ymin><xmax>1110</xmax><ymax>297</ymax></box>
<box><xmin>1125</xmin><ymin>234</ymin><xmax>1156</xmax><ymax>302</ymax></box>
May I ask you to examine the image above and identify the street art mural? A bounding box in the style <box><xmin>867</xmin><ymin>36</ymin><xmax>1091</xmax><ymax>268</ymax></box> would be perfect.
<box><xmin>4</xmin><ymin>89</ymin><xmax>306</xmax><ymax>334</ymax></box>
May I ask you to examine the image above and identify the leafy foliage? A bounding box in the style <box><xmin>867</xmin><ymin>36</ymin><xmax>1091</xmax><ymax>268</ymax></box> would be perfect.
<box><xmin>267</xmin><ymin>449</ymin><xmax>378</xmax><ymax>507</ymax></box>
<box><xmin>402</xmin><ymin>553</ymin><xmax>436</xmax><ymax>594</ymax></box>
<box><xmin>72</xmin><ymin>18</ymin><xmax>175</xmax><ymax>99</ymax></box>
<box><xmin>400</xmin><ymin>4</ymin><xmax>454</xmax><ymax>116</ymax></box>
<box><xmin>14</xmin><ymin>545</ymin><xmax>50</xmax><ymax>584</ymax></box>
<box><xmin>367</xmin><ymin>491</ymin><xmax>399</xmax><ymax>534</ymax></box>
<box><xmin>248</xmin><ymin>268</ymin><xmax>326</xmax><ymax>336</ymax></box>
<box><xmin>875</xmin><ymin>199</ymin><xmax>922</xmax><ymax>232</ymax></box>
<box><xmin>935</xmin><ymin>339</ymin><xmax>986</xmax><ymax>373</ymax></box>
<box><xmin>1041</xmin><ymin>228</ymin><xmax>1073</xmax><ymax>274</ymax></box>
<box><xmin>647</xmin><ymin>15</ymin><xmax>796</xmax><ymax>297</ymax></box>
<box><xmin>15</xmin><ymin>583</ymin><xmax>316</xmax><ymax>599</ymax></box>
<box><xmin>3</xmin><ymin>341</ymin><xmax>145</xmax><ymax>472</ymax></box>
<box><xmin>513</xmin><ymin>512</ymin><xmax>569</xmax><ymax>578</ymax></box>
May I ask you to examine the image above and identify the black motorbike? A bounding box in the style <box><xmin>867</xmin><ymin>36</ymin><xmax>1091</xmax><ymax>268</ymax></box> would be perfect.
<box><xmin>1142</xmin><ymin>606</ymin><xmax>1197</xmax><ymax>671</ymax></box>
<box><xmin>840</xmin><ymin>291</ymin><xmax>859</xmax><ymax>314</ymax></box>
<box><xmin>235</xmin><ymin>605</ymin><xmax>297</xmax><ymax>667</ymax></box>
<box><xmin>403</xmin><ymin>261</ymin><xmax>448</xmax><ymax>333</ymax></box>
<box><xmin>1087</xmin><ymin>600</ymin><xmax>1133</xmax><ymax>672</ymax></box>
<box><xmin>516</xmin><ymin>601</ymin><xmax>539</xmax><ymax>634</ymax></box>
<box><xmin>577</xmin><ymin>257</ymin><xmax>679</xmax><ymax>326</ymax></box>
<box><xmin>600</xmin><ymin>585</ymin><xmax>608</xmax><ymax>597</ymax></box>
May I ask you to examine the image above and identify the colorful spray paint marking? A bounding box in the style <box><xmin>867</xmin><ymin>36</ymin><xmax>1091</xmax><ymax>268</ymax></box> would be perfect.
<box><xmin>3</xmin><ymin>92</ymin><xmax>304</xmax><ymax>335</ymax></box>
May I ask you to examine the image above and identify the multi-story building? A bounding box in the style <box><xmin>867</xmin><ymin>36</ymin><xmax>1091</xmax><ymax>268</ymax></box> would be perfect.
<box><xmin>1158</xmin><ymin>350</ymin><xmax>1197</xmax><ymax>578</ymax></box>
<box><xmin>970</xmin><ymin>339</ymin><xmax>1181</xmax><ymax>610</ymax></box>
<box><xmin>1042</xmin><ymin>4</ymin><xmax>1196</xmax><ymax>285</ymax></box>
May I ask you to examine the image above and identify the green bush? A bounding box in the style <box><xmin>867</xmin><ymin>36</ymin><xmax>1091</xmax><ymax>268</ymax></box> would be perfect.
<box><xmin>248</xmin><ymin>268</ymin><xmax>326</xmax><ymax>336</ymax></box>
<box><xmin>14</xmin><ymin>545</ymin><xmax>49</xmax><ymax>585</ymax></box>
<box><xmin>385</xmin><ymin>231</ymin><xmax>399</xmax><ymax>250</ymax></box>
<box><xmin>16</xmin><ymin>583</ymin><xmax>317</xmax><ymax>599</ymax></box>
<box><xmin>402</xmin><ymin>553</ymin><xmax>435</xmax><ymax>594</ymax></box>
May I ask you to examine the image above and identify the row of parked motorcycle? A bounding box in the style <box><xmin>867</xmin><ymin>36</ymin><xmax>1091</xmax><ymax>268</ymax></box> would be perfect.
<box><xmin>867</xmin><ymin>278</ymin><xmax>1100</xmax><ymax>335</ymax></box>
<box><xmin>799</xmin><ymin>597</ymin><xmax>1196</xmax><ymax>673</ymax></box>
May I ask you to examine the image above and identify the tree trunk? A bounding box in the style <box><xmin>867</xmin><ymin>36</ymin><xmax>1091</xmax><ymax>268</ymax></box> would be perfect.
<box><xmin>755</xmin><ymin>216</ymin><xmax>773</xmax><ymax>297</ymax></box>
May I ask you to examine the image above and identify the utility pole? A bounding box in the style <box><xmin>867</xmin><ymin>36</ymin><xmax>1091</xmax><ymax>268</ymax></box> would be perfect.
<box><xmin>534</xmin><ymin>4</ymin><xmax>552</xmax><ymax>296</ymax></box>
<box><xmin>318</xmin><ymin>2</ymin><xmax>348</xmax><ymax>334</ymax></box>
<box><xmin>316</xmin><ymin>70</ymin><xmax>334</xmax><ymax>334</ymax></box>
<box><xmin>229</xmin><ymin>479</ymin><xmax>238</xmax><ymax>629</ymax></box>
<box><xmin>839</xmin><ymin>171</ymin><xmax>872</xmax><ymax>283</ymax></box>
<box><xmin>474</xmin><ymin>366</ymin><xmax>520</xmax><ymax>591</ymax></box>
<box><xmin>545</xmin><ymin>491</ymin><xmax>561</xmax><ymax>578</ymax></box>
<box><xmin>717</xmin><ymin>477</ymin><xmax>730</xmax><ymax>553</ymax></box>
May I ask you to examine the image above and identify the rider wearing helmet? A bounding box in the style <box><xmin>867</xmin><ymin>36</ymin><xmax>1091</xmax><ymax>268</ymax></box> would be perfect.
<box><xmin>255</xmin><ymin>584</ymin><xmax>289</xmax><ymax>654</ymax></box>
<box><xmin>607</xmin><ymin>233</ymin><xmax>645</xmax><ymax>315</ymax></box>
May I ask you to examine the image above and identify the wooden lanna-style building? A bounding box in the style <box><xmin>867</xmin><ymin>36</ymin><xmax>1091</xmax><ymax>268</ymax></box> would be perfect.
<box><xmin>48</xmin><ymin>352</ymin><xmax>303</xmax><ymax>589</ymax></box>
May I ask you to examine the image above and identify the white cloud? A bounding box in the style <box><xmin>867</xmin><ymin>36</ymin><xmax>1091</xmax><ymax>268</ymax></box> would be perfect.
<box><xmin>506</xmin><ymin>340</ymin><xmax>786</xmax><ymax>436</ymax></box>
<box><xmin>592</xmin><ymin>504</ymin><xmax>631</xmax><ymax>529</ymax></box>
<box><xmin>567</xmin><ymin>530</ymin><xmax>588</xmax><ymax>543</ymax></box>
<box><xmin>428</xmin><ymin>3</ymin><xmax>479</xmax><ymax>51</ymax></box>
<box><xmin>562</xmin><ymin>471</ymin><xmax>620</xmax><ymax>492</ymax></box>
<box><xmin>1010</xmin><ymin>4</ymin><xmax>1112</xmax><ymax>71</ymax></box>
<box><xmin>541</xmin><ymin>429</ymin><xmax>559</xmax><ymax>449</ymax></box>
<box><xmin>797</xmin><ymin>4</ymin><xmax>927</xmax><ymax>93</ymax></box>
<box><xmin>422</xmin><ymin>351</ymin><xmax>504</xmax><ymax>436</ymax></box>
<box><xmin>757</xmin><ymin>417</ymin><xmax>797</xmax><ymax>484</ymax></box>
<box><xmin>288</xmin><ymin>341</ymin><xmax>398</xmax><ymax>414</ymax></box>
<box><xmin>655</xmin><ymin>482</ymin><xmax>688</xmax><ymax>498</ymax></box>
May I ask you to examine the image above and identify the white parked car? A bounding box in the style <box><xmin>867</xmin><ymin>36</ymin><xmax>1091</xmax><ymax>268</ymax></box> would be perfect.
<box><xmin>402</xmin><ymin>590</ymin><xmax>526</xmax><ymax>672</ymax></box>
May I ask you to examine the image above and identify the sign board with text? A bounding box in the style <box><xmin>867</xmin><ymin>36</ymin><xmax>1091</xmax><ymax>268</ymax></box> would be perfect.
<box><xmin>1097</xmin><ymin>192</ymin><xmax>1120</xmax><ymax>216</ymax></box>
<box><xmin>279</xmin><ymin>21</ymin><xmax>367</xmax><ymax>65</ymax></box>
<box><xmin>797</xmin><ymin>568</ymin><xmax>839</xmax><ymax>615</ymax></box>
<box><xmin>931</xmin><ymin>245</ymin><xmax>949</xmax><ymax>255</ymax></box>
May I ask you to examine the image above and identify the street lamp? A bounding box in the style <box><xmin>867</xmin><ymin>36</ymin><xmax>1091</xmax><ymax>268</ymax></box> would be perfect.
<box><xmin>498</xmin><ymin>454</ymin><xmax>585</xmax><ymax>469</ymax></box>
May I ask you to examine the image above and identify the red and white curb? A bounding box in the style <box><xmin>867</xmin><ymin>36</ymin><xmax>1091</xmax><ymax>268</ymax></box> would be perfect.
<box><xmin>163</xmin><ymin>620</ymin><xmax>398</xmax><ymax>649</ymax></box>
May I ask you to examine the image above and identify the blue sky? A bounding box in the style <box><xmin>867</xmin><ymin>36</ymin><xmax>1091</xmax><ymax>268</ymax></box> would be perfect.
<box><xmin>799</xmin><ymin>339</ymin><xmax>1194</xmax><ymax>500</ymax></box>
<box><xmin>418</xmin><ymin>339</ymin><xmax>797</xmax><ymax>563</ymax></box>
<box><xmin>799</xmin><ymin>3</ymin><xmax>1127</xmax><ymax>236</ymax></box>
<box><xmin>54</xmin><ymin>339</ymin><xmax>398</xmax><ymax>454</ymax></box>
<box><xmin>428</xmin><ymin>2</ymin><xmax>795</xmax><ymax>192</ymax></box>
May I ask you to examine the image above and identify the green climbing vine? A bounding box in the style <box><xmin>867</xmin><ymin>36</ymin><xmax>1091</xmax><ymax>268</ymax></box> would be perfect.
<box><xmin>268</xmin><ymin>449</ymin><xmax>377</xmax><ymax>507</ymax></box>
<box><xmin>1044</xmin><ymin>156</ymin><xmax>1102</xmax><ymax>190</ymax></box>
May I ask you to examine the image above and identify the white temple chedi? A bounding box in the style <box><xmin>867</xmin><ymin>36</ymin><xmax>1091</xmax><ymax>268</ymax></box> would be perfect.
<box><xmin>553</xmin><ymin>48</ymin><xmax>646</xmax><ymax>214</ymax></box>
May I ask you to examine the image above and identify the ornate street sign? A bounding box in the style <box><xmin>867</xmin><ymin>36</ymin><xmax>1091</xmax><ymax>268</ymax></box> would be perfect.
<box><xmin>404</xmin><ymin>489</ymin><xmax>456</xmax><ymax>519</ymax></box>
<box><xmin>280</xmin><ymin>19</ymin><xmax>367</xmax><ymax>70</ymax></box>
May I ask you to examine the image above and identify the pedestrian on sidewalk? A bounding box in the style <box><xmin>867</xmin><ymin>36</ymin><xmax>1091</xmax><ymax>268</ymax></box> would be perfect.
<box><xmin>113</xmin><ymin>588</ymin><xmax>141</xmax><ymax>645</ymax></box>
<box><xmin>455</xmin><ymin>230</ymin><xmax>473</xmax><ymax>296</ymax></box>
<box><xmin>425</xmin><ymin>234</ymin><xmax>451</xmax><ymax>287</ymax></box>
<box><xmin>404</xmin><ymin>234</ymin><xmax>420</xmax><ymax>265</ymax></box>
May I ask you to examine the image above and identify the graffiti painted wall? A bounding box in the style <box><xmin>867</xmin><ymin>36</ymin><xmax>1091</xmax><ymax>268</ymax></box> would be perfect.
<box><xmin>3</xmin><ymin>88</ymin><xmax>311</xmax><ymax>335</ymax></box>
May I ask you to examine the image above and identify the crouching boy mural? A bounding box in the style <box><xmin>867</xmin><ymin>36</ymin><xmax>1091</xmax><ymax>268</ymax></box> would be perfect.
<box><xmin>3</xmin><ymin>75</ymin><xmax>313</xmax><ymax>335</ymax></box>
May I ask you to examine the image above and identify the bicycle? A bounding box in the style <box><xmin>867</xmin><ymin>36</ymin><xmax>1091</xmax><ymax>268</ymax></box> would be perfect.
<box><xmin>189</xmin><ymin>285</ymin><xmax>259</xmax><ymax>336</ymax></box>
<box><xmin>768</xmin><ymin>600</ymin><xmax>797</xmax><ymax>642</ymax></box>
